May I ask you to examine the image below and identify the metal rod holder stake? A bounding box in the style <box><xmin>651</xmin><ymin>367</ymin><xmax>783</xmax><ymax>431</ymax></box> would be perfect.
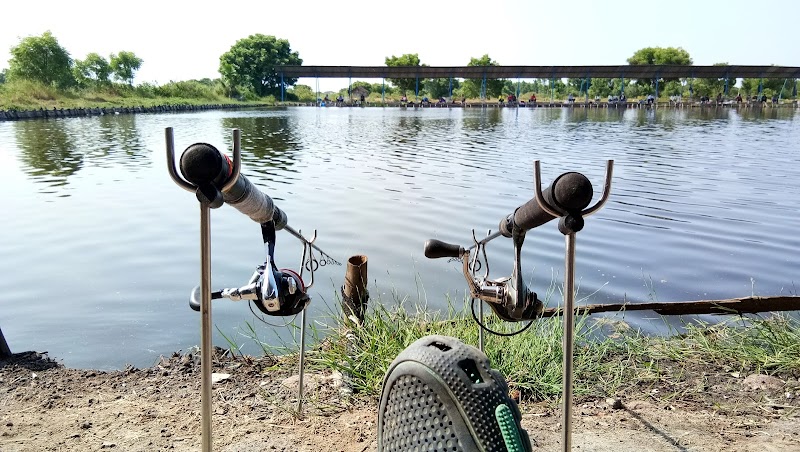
<box><xmin>165</xmin><ymin>127</ymin><xmax>241</xmax><ymax>452</ymax></box>
<box><xmin>534</xmin><ymin>160</ymin><xmax>613</xmax><ymax>452</ymax></box>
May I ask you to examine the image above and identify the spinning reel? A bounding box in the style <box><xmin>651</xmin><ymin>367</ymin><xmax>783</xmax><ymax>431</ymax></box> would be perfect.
<box><xmin>189</xmin><ymin>221</ymin><xmax>329</xmax><ymax>318</ymax></box>
<box><xmin>424</xmin><ymin>163</ymin><xmax>613</xmax><ymax>334</ymax></box>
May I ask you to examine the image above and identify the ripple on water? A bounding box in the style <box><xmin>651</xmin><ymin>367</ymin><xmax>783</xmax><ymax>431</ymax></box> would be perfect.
<box><xmin>1</xmin><ymin>107</ymin><xmax>799</xmax><ymax>368</ymax></box>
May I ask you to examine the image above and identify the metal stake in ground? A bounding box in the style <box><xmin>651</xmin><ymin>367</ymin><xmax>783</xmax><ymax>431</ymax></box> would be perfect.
<box><xmin>166</xmin><ymin>127</ymin><xmax>242</xmax><ymax>452</ymax></box>
<box><xmin>533</xmin><ymin>160</ymin><xmax>613</xmax><ymax>452</ymax></box>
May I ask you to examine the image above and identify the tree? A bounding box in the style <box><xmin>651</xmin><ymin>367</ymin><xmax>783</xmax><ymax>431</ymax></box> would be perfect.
<box><xmin>424</xmin><ymin>78</ymin><xmax>459</xmax><ymax>98</ymax></box>
<box><xmin>627</xmin><ymin>47</ymin><xmax>692</xmax><ymax>66</ymax></box>
<box><xmin>289</xmin><ymin>84</ymin><xmax>315</xmax><ymax>101</ymax></box>
<box><xmin>74</xmin><ymin>53</ymin><xmax>112</xmax><ymax>87</ymax></box>
<box><xmin>219</xmin><ymin>34</ymin><xmax>302</xmax><ymax>97</ymax></box>
<box><xmin>385</xmin><ymin>53</ymin><xmax>424</xmax><ymax>95</ymax></box>
<box><xmin>7</xmin><ymin>31</ymin><xmax>74</xmax><ymax>88</ymax></box>
<box><xmin>690</xmin><ymin>63</ymin><xmax>732</xmax><ymax>97</ymax></box>
<box><xmin>461</xmin><ymin>55</ymin><xmax>504</xmax><ymax>99</ymax></box>
<box><xmin>566</xmin><ymin>78</ymin><xmax>593</xmax><ymax>97</ymax></box>
<box><xmin>741</xmin><ymin>76</ymin><xmax>787</xmax><ymax>98</ymax></box>
<box><xmin>0</xmin><ymin>69</ymin><xmax>6</xmax><ymax>85</ymax></box>
<box><xmin>627</xmin><ymin>46</ymin><xmax>692</xmax><ymax>91</ymax></box>
<box><xmin>350</xmin><ymin>81</ymin><xmax>373</xmax><ymax>96</ymax></box>
<box><xmin>110</xmin><ymin>51</ymin><xmax>142</xmax><ymax>86</ymax></box>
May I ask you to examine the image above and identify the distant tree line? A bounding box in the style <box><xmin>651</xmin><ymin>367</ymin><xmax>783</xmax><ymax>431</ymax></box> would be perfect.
<box><xmin>284</xmin><ymin>47</ymin><xmax>797</xmax><ymax>102</ymax></box>
<box><xmin>2</xmin><ymin>33</ymin><xmax>797</xmax><ymax>104</ymax></box>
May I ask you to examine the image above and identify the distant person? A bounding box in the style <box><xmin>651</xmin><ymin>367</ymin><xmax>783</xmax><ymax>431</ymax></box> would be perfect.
<box><xmin>620</xmin><ymin>93</ymin><xmax>626</xmax><ymax>102</ymax></box>
<box><xmin>735</xmin><ymin>94</ymin><xmax>742</xmax><ymax>103</ymax></box>
<box><xmin>761</xmin><ymin>94</ymin><xmax>768</xmax><ymax>104</ymax></box>
<box><xmin>400</xmin><ymin>94</ymin><xmax>408</xmax><ymax>103</ymax></box>
<box><xmin>716</xmin><ymin>93</ymin><xmax>723</xmax><ymax>104</ymax></box>
<box><xmin>567</xmin><ymin>93</ymin><xmax>575</xmax><ymax>104</ymax></box>
<box><xmin>461</xmin><ymin>97</ymin><xmax>466</xmax><ymax>105</ymax></box>
<box><xmin>360</xmin><ymin>94</ymin><xmax>365</xmax><ymax>104</ymax></box>
<box><xmin>772</xmin><ymin>94</ymin><xmax>779</xmax><ymax>105</ymax></box>
<box><xmin>422</xmin><ymin>96</ymin><xmax>429</xmax><ymax>103</ymax></box>
<box><xmin>498</xmin><ymin>96</ymin><xmax>504</xmax><ymax>105</ymax></box>
<box><xmin>646</xmin><ymin>94</ymin><xmax>655</xmax><ymax>105</ymax></box>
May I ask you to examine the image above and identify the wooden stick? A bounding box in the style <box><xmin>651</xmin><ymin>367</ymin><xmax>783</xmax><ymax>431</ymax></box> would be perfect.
<box><xmin>540</xmin><ymin>296</ymin><xmax>800</xmax><ymax>318</ymax></box>
<box><xmin>0</xmin><ymin>327</ymin><xmax>11</xmax><ymax>358</ymax></box>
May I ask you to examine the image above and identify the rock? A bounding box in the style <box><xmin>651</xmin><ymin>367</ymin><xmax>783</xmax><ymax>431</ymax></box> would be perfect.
<box><xmin>281</xmin><ymin>373</ymin><xmax>330</xmax><ymax>391</ymax></box>
<box><xmin>742</xmin><ymin>374</ymin><xmax>784</xmax><ymax>391</ymax></box>
<box><xmin>211</xmin><ymin>373</ymin><xmax>231</xmax><ymax>384</ymax></box>
<box><xmin>101</xmin><ymin>442</ymin><xmax>116</xmax><ymax>448</ymax></box>
<box><xmin>626</xmin><ymin>400</ymin><xmax>654</xmax><ymax>410</ymax></box>
<box><xmin>606</xmin><ymin>397</ymin><xmax>624</xmax><ymax>409</ymax></box>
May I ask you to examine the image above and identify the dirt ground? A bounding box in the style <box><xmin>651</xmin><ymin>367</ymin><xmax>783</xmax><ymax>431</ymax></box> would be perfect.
<box><xmin>1</xmin><ymin>348</ymin><xmax>798</xmax><ymax>452</ymax></box>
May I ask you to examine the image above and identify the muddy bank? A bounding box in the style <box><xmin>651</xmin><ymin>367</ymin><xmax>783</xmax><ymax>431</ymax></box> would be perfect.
<box><xmin>1</xmin><ymin>348</ymin><xmax>798</xmax><ymax>451</ymax></box>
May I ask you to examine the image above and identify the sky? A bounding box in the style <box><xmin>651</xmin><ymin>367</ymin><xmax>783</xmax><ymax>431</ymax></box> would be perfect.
<box><xmin>1</xmin><ymin>0</ymin><xmax>797</xmax><ymax>93</ymax></box>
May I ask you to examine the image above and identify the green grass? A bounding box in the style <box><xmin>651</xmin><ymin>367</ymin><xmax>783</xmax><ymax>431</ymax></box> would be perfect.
<box><xmin>0</xmin><ymin>79</ymin><xmax>273</xmax><ymax>110</ymax></box>
<box><xmin>307</xmin><ymin>294</ymin><xmax>800</xmax><ymax>402</ymax></box>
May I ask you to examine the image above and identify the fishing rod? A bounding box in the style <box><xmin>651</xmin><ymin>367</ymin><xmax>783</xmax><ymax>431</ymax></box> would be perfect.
<box><xmin>424</xmin><ymin>160</ymin><xmax>613</xmax><ymax>452</ymax></box>
<box><xmin>166</xmin><ymin>128</ymin><xmax>339</xmax><ymax>452</ymax></box>
<box><xmin>425</xmin><ymin>161</ymin><xmax>613</xmax><ymax>329</ymax></box>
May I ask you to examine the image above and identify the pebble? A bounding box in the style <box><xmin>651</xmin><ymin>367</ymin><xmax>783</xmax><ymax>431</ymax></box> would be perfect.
<box><xmin>606</xmin><ymin>398</ymin><xmax>624</xmax><ymax>409</ymax></box>
<box><xmin>742</xmin><ymin>374</ymin><xmax>784</xmax><ymax>391</ymax></box>
<box><xmin>212</xmin><ymin>373</ymin><xmax>231</xmax><ymax>384</ymax></box>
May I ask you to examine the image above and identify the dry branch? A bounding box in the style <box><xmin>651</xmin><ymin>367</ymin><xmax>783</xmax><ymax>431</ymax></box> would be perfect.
<box><xmin>540</xmin><ymin>296</ymin><xmax>800</xmax><ymax>318</ymax></box>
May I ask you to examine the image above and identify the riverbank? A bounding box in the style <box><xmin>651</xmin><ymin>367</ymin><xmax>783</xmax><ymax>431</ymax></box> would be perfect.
<box><xmin>0</xmin><ymin>103</ymin><xmax>272</xmax><ymax>121</ymax></box>
<box><xmin>1</xmin><ymin>308</ymin><xmax>798</xmax><ymax>450</ymax></box>
<box><xmin>0</xmin><ymin>80</ymin><xmax>273</xmax><ymax>121</ymax></box>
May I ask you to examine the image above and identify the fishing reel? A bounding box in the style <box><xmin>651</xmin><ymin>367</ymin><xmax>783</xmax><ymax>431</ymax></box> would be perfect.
<box><xmin>190</xmin><ymin>221</ymin><xmax>319</xmax><ymax>317</ymax></box>
<box><xmin>426</xmin><ymin>228</ymin><xmax>543</xmax><ymax>328</ymax></box>
<box><xmin>425</xmin><ymin>168</ymin><xmax>608</xmax><ymax>335</ymax></box>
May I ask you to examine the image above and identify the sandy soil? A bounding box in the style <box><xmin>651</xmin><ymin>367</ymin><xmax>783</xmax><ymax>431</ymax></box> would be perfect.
<box><xmin>1</xmin><ymin>349</ymin><xmax>798</xmax><ymax>451</ymax></box>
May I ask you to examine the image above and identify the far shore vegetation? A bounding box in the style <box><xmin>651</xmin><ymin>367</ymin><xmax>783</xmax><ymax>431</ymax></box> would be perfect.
<box><xmin>2</xmin><ymin>32</ymin><xmax>797</xmax><ymax>111</ymax></box>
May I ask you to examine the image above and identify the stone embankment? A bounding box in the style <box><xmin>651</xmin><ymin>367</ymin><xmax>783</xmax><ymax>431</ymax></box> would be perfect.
<box><xmin>0</xmin><ymin>103</ymin><xmax>272</xmax><ymax>121</ymax></box>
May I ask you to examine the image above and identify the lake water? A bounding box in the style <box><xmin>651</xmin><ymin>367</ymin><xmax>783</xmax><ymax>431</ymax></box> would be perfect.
<box><xmin>1</xmin><ymin>106</ymin><xmax>798</xmax><ymax>370</ymax></box>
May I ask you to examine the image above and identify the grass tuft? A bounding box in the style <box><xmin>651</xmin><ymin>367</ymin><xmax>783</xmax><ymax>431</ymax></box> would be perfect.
<box><xmin>308</xmin><ymin>293</ymin><xmax>800</xmax><ymax>402</ymax></box>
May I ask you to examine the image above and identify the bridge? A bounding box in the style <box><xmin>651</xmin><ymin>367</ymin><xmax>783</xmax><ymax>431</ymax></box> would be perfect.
<box><xmin>276</xmin><ymin>65</ymin><xmax>800</xmax><ymax>101</ymax></box>
<box><xmin>278</xmin><ymin>65</ymin><xmax>800</xmax><ymax>80</ymax></box>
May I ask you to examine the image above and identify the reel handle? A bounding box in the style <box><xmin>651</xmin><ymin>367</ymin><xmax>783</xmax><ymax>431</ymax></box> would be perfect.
<box><xmin>424</xmin><ymin>239</ymin><xmax>464</xmax><ymax>259</ymax></box>
<box><xmin>189</xmin><ymin>286</ymin><xmax>224</xmax><ymax>312</ymax></box>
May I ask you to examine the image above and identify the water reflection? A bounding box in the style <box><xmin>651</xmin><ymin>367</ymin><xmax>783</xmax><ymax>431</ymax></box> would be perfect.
<box><xmin>89</xmin><ymin>114</ymin><xmax>147</xmax><ymax>166</ymax></box>
<box><xmin>15</xmin><ymin>119</ymin><xmax>83</xmax><ymax>189</ymax></box>
<box><xmin>461</xmin><ymin>108</ymin><xmax>502</xmax><ymax>131</ymax></box>
<box><xmin>220</xmin><ymin>116</ymin><xmax>301</xmax><ymax>177</ymax></box>
<box><xmin>221</xmin><ymin>116</ymin><xmax>299</xmax><ymax>155</ymax></box>
<box><xmin>393</xmin><ymin>115</ymin><xmax>424</xmax><ymax>139</ymax></box>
